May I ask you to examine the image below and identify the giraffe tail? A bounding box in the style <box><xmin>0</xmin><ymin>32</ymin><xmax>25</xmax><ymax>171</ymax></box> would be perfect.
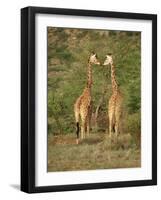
<box><xmin>76</xmin><ymin>122</ymin><xmax>80</xmax><ymax>144</ymax></box>
<box><xmin>74</xmin><ymin>108</ymin><xmax>80</xmax><ymax>144</ymax></box>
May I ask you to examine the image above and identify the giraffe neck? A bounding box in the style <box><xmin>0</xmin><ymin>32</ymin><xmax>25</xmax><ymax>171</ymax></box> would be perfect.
<box><xmin>110</xmin><ymin>63</ymin><xmax>118</xmax><ymax>93</ymax></box>
<box><xmin>86</xmin><ymin>62</ymin><xmax>92</xmax><ymax>89</ymax></box>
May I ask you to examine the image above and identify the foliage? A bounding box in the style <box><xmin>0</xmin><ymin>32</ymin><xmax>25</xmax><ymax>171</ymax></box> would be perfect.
<box><xmin>47</xmin><ymin>27</ymin><xmax>141</xmax><ymax>136</ymax></box>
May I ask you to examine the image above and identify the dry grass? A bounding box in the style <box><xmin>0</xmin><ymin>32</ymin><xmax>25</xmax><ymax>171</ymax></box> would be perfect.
<box><xmin>47</xmin><ymin>133</ymin><xmax>141</xmax><ymax>172</ymax></box>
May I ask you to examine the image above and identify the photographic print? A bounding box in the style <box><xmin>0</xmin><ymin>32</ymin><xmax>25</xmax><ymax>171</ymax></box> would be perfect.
<box><xmin>47</xmin><ymin>27</ymin><xmax>141</xmax><ymax>172</ymax></box>
<box><xmin>21</xmin><ymin>6</ymin><xmax>157</xmax><ymax>193</ymax></box>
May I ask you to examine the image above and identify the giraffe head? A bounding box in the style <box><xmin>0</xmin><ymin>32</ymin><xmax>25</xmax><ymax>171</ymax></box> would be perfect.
<box><xmin>103</xmin><ymin>54</ymin><xmax>113</xmax><ymax>66</ymax></box>
<box><xmin>88</xmin><ymin>52</ymin><xmax>100</xmax><ymax>65</ymax></box>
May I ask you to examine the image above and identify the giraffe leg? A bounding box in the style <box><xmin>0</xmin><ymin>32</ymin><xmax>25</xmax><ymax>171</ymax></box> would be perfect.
<box><xmin>87</xmin><ymin>117</ymin><xmax>90</xmax><ymax>137</ymax></box>
<box><xmin>81</xmin><ymin>117</ymin><xmax>86</xmax><ymax>139</ymax></box>
<box><xmin>115</xmin><ymin>121</ymin><xmax>119</xmax><ymax>137</ymax></box>
<box><xmin>80</xmin><ymin>125</ymin><xmax>83</xmax><ymax>139</ymax></box>
<box><xmin>87</xmin><ymin>105</ymin><xmax>92</xmax><ymax>137</ymax></box>
<box><xmin>115</xmin><ymin>106</ymin><xmax>122</xmax><ymax>137</ymax></box>
<box><xmin>108</xmin><ymin>97</ymin><xmax>115</xmax><ymax>138</ymax></box>
<box><xmin>115</xmin><ymin>114</ymin><xmax>122</xmax><ymax>137</ymax></box>
<box><xmin>115</xmin><ymin>93</ymin><xmax>123</xmax><ymax>136</ymax></box>
<box><xmin>109</xmin><ymin>118</ymin><xmax>112</xmax><ymax>138</ymax></box>
<box><xmin>108</xmin><ymin>111</ymin><xmax>114</xmax><ymax>138</ymax></box>
<box><xmin>80</xmin><ymin>124</ymin><xmax>83</xmax><ymax>140</ymax></box>
<box><xmin>80</xmin><ymin>106</ymin><xmax>88</xmax><ymax>139</ymax></box>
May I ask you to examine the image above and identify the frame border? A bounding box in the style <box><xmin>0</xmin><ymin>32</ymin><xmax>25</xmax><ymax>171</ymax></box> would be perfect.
<box><xmin>21</xmin><ymin>6</ymin><xmax>157</xmax><ymax>193</ymax></box>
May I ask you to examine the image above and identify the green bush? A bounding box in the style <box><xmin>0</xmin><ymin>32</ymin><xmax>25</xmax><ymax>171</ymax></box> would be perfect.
<box><xmin>126</xmin><ymin>112</ymin><xmax>141</xmax><ymax>134</ymax></box>
<box><xmin>47</xmin><ymin>28</ymin><xmax>141</xmax><ymax>136</ymax></box>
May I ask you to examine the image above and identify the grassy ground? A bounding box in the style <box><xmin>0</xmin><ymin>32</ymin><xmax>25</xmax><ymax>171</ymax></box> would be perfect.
<box><xmin>47</xmin><ymin>133</ymin><xmax>141</xmax><ymax>172</ymax></box>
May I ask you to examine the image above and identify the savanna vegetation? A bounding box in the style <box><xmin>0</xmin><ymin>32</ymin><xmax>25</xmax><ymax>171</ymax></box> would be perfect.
<box><xmin>47</xmin><ymin>27</ymin><xmax>141</xmax><ymax>172</ymax></box>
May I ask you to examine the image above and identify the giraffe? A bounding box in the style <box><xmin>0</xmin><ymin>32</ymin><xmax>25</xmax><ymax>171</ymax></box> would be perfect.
<box><xmin>103</xmin><ymin>54</ymin><xmax>123</xmax><ymax>137</ymax></box>
<box><xmin>74</xmin><ymin>52</ymin><xmax>100</xmax><ymax>144</ymax></box>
